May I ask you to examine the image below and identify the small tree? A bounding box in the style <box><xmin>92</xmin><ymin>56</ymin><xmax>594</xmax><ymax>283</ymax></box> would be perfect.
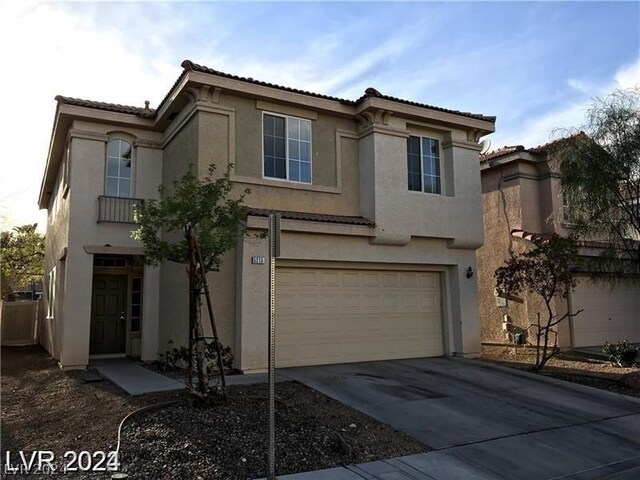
<box><xmin>1</xmin><ymin>224</ymin><xmax>45</xmax><ymax>300</ymax></box>
<box><xmin>132</xmin><ymin>164</ymin><xmax>248</xmax><ymax>398</ymax></box>
<box><xmin>495</xmin><ymin>234</ymin><xmax>582</xmax><ymax>371</ymax></box>
<box><xmin>557</xmin><ymin>88</ymin><xmax>640</xmax><ymax>278</ymax></box>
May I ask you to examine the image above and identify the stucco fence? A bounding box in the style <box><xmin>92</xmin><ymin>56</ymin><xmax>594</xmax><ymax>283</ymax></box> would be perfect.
<box><xmin>0</xmin><ymin>300</ymin><xmax>42</xmax><ymax>346</ymax></box>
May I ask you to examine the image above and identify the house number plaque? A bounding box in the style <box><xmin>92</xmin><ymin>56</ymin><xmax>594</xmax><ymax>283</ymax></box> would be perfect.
<box><xmin>251</xmin><ymin>256</ymin><xmax>266</xmax><ymax>264</ymax></box>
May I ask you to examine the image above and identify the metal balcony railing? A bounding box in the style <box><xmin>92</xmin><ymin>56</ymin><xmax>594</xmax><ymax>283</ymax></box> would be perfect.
<box><xmin>97</xmin><ymin>195</ymin><xmax>144</xmax><ymax>224</ymax></box>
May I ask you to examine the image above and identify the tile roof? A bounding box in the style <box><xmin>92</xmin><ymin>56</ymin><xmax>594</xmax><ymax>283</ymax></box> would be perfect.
<box><xmin>512</xmin><ymin>232</ymin><xmax>639</xmax><ymax>252</ymax></box>
<box><xmin>353</xmin><ymin>87</ymin><xmax>496</xmax><ymax>122</ymax></box>
<box><xmin>182</xmin><ymin>60</ymin><xmax>354</xmax><ymax>105</ymax></box>
<box><xmin>480</xmin><ymin>145</ymin><xmax>525</xmax><ymax>161</ymax></box>
<box><xmin>181</xmin><ymin>60</ymin><xmax>495</xmax><ymax>122</ymax></box>
<box><xmin>55</xmin><ymin>96</ymin><xmax>155</xmax><ymax>117</ymax></box>
<box><xmin>511</xmin><ymin>229</ymin><xmax>553</xmax><ymax>243</ymax></box>
<box><xmin>481</xmin><ymin>132</ymin><xmax>587</xmax><ymax>162</ymax></box>
<box><xmin>247</xmin><ymin>208</ymin><xmax>375</xmax><ymax>227</ymax></box>
<box><xmin>54</xmin><ymin>61</ymin><xmax>496</xmax><ymax>123</ymax></box>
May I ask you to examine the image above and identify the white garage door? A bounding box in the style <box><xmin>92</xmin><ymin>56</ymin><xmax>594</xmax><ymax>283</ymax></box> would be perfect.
<box><xmin>571</xmin><ymin>277</ymin><xmax>640</xmax><ymax>347</ymax></box>
<box><xmin>275</xmin><ymin>267</ymin><xmax>443</xmax><ymax>367</ymax></box>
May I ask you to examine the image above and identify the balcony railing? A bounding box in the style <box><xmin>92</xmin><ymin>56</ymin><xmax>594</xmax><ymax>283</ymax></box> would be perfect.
<box><xmin>97</xmin><ymin>195</ymin><xmax>144</xmax><ymax>224</ymax></box>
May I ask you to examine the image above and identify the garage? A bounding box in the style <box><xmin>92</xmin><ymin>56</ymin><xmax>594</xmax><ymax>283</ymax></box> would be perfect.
<box><xmin>571</xmin><ymin>276</ymin><xmax>640</xmax><ymax>347</ymax></box>
<box><xmin>275</xmin><ymin>266</ymin><xmax>444</xmax><ymax>367</ymax></box>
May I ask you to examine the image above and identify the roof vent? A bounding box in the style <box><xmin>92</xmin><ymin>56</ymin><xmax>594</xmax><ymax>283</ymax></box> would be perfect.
<box><xmin>144</xmin><ymin>100</ymin><xmax>150</xmax><ymax>110</ymax></box>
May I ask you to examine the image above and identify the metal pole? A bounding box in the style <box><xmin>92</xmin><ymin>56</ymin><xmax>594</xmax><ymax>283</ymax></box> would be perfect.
<box><xmin>186</xmin><ymin>225</ymin><xmax>194</xmax><ymax>390</ymax></box>
<box><xmin>267</xmin><ymin>213</ymin><xmax>280</xmax><ymax>480</ymax></box>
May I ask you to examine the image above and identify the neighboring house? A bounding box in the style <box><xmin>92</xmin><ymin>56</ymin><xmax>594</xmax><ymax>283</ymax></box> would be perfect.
<box><xmin>477</xmin><ymin>137</ymin><xmax>640</xmax><ymax>350</ymax></box>
<box><xmin>39</xmin><ymin>60</ymin><xmax>495</xmax><ymax>371</ymax></box>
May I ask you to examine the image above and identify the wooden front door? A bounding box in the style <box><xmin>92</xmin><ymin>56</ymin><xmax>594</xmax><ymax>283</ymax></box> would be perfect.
<box><xmin>90</xmin><ymin>275</ymin><xmax>127</xmax><ymax>354</ymax></box>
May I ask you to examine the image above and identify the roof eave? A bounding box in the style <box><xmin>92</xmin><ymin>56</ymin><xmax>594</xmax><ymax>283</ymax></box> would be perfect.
<box><xmin>480</xmin><ymin>151</ymin><xmax>542</xmax><ymax>170</ymax></box>
<box><xmin>38</xmin><ymin>102</ymin><xmax>158</xmax><ymax>209</ymax></box>
<box><xmin>38</xmin><ymin>103</ymin><xmax>63</xmax><ymax>209</ymax></box>
<box><xmin>358</xmin><ymin>97</ymin><xmax>495</xmax><ymax>134</ymax></box>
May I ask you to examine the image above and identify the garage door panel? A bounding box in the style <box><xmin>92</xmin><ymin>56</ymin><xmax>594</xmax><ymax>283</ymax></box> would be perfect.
<box><xmin>419</xmin><ymin>273</ymin><xmax>437</xmax><ymax>288</ymax></box>
<box><xmin>275</xmin><ymin>267</ymin><xmax>444</xmax><ymax>367</ymax></box>
<box><xmin>319</xmin><ymin>271</ymin><xmax>339</xmax><ymax>286</ymax></box>
<box><xmin>572</xmin><ymin>277</ymin><xmax>640</xmax><ymax>347</ymax></box>
<box><xmin>362</xmin><ymin>272</ymin><xmax>380</xmax><ymax>287</ymax></box>
<box><xmin>383</xmin><ymin>293</ymin><xmax>400</xmax><ymax>308</ymax></box>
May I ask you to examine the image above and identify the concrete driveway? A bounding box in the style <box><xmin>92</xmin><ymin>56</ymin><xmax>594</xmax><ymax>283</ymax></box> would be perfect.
<box><xmin>279</xmin><ymin>357</ymin><xmax>640</xmax><ymax>480</ymax></box>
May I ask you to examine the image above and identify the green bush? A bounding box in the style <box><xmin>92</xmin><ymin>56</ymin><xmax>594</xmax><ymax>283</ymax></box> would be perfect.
<box><xmin>602</xmin><ymin>340</ymin><xmax>639</xmax><ymax>367</ymax></box>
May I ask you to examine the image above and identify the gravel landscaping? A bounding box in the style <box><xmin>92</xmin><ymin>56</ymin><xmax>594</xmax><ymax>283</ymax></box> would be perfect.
<box><xmin>481</xmin><ymin>345</ymin><xmax>640</xmax><ymax>398</ymax></box>
<box><xmin>121</xmin><ymin>381</ymin><xmax>427</xmax><ymax>479</ymax></box>
<box><xmin>2</xmin><ymin>346</ymin><xmax>428</xmax><ymax>479</ymax></box>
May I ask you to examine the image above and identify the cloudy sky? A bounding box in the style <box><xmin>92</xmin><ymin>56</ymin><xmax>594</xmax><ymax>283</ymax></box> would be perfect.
<box><xmin>0</xmin><ymin>0</ymin><xmax>638</xmax><ymax>232</ymax></box>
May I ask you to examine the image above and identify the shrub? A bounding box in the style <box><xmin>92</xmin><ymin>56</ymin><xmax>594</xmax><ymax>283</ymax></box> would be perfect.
<box><xmin>161</xmin><ymin>340</ymin><xmax>235</xmax><ymax>378</ymax></box>
<box><xmin>602</xmin><ymin>340</ymin><xmax>639</xmax><ymax>367</ymax></box>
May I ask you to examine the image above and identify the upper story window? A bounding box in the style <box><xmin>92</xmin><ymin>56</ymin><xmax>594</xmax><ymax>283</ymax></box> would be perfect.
<box><xmin>407</xmin><ymin>136</ymin><xmax>441</xmax><ymax>194</ymax></box>
<box><xmin>263</xmin><ymin>113</ymin><xmax>312</xmax><ymax>184</ymax></box>
<box><xmin>106</xmin><ymin>139</ymin><xmax>132</xmax><ymax>197</ymax></box>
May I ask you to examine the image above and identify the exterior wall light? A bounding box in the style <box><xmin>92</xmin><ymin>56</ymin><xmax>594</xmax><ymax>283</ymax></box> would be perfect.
<box><xmin>466</xmin><ymin>267</ymin><xmax>474</xmax><ymax>278</ymax></box>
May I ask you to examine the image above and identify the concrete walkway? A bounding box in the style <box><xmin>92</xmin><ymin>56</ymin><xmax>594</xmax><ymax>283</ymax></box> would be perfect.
<box><xmin>91</xmin><ymin>358</ymin><xmax>285</xmax><ymax>394</ymax></box>
<box><xmin>91</xmin><ymin>358</ymin><xmax>184</xmax><ymax>395</ymax></box>
<box><xmin>276</xmin><ymin>357</ymin><xmax>640</xmax><ymax>479</ymax></box>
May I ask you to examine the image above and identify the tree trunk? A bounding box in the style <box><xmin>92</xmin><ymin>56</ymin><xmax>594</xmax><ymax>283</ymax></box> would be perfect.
<box><xmin>187</xmin><ymin>227</ymin><xmax>209</xmax><ymax>393</ymax></box>
<box><xmin>193</xmin><ymin>287</ymin><xmax>209</xmax><ymax>392</ymax></box>
<box><xmin>535</xmin><ymin>312</ymin><xmax>541</xmax><ymax>369</ymax></box>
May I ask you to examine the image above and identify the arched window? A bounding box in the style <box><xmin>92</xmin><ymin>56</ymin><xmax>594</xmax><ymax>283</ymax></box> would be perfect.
<box><xmin>105</xmin><ymin>139</ymin><xmax>132</xmax><ymax>197</ymax></box>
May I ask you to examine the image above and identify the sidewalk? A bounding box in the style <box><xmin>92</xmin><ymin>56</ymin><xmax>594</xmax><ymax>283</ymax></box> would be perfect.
<box><xmin>91</xmin><ymin>358</ymin><xmax>184</xmax><ymax>395</ymax></box>
<box><xmin>92</xmin><ymin>358</ymin><xmax>286</xmax><ymax>395</ymax></box>
<box><xmin>276</xmin><ymin>414</ymin><xmax>640</xmax><ymax>479</ymax></box>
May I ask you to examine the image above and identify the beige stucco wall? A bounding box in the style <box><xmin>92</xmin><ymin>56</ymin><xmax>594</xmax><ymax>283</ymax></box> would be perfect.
<box><xmin>360</xmin><ymin>122</ymin><xmax>484</xmax><ymax>247</ymax></box>
<box><xmin>235</xmin><ymin>225</ymin><xmax>482</xmax><ymax>372</ymax></box>
<box><xmin>202</xmin><ymin>95</ymin><xmax>363</xmax><ymax>217</ymax></box>
<box><xmin>42</xmin><ymin>77</ymin><xmax>494</xmax><ymax>371</ymax></box>
<box><xmin>156</xmin><ymin>115</ymin><xmax>198</xmax><ymax>355</ymax></box>
<box><xmin>41</xmin><ymin>146</ymin><xmax>74</xmax><ymax>360</ymax></box>
<box><xmin>153</xmin><ymin>90</ymin><xmax>489</xmax><ymax>371</ymax></box>
<box><xmin>477</xmin><ymin>160</ymin><xmax>571</xmax><ymax>348</ymax></box>
<box><xmin>48</xmin><ymin>123</ymin><xmax>163</xmax><ymax>369</ymax></box>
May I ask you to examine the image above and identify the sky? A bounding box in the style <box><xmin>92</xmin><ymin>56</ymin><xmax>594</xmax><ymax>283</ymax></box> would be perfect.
<box><xmin>0</xmin><ymin>1</ymin><xmax>638</xmax><ymax>232</ymax></box>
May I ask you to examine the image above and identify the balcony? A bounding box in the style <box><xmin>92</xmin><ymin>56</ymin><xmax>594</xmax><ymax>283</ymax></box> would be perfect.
<box><xmin>97</xmin><ymin>195</ymin><xmax>144</xmax><ymax>224</ymax></box>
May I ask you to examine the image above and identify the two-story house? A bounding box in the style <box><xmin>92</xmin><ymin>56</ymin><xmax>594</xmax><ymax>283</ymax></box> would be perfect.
<box><xmin>39</xmin><ymin>60</ymin><xmax>496</xmax><ymax>371</ymax></box>
<box><xmin>477</xmin><ymin>138</ymin><xmax>640</xmax><ymax>350</ymax></box>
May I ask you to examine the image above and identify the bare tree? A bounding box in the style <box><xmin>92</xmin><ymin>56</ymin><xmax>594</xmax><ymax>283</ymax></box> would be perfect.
<box><xmin>495</xmin><ymin>234</ymin><xmax>582</xmax><ymax>371</ymax></box>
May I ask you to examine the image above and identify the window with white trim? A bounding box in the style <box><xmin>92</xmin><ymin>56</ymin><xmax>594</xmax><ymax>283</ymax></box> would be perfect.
<box><xmin>263</xmin><ymin>113</ymin><xmax>312</xmax><ymax>183</ymax></box>
<box><xmin>105</xmin><ymin>139</ymin><xmax>132</xmax><ymax>197</ymax></box>
<box><xmin>407</xmin><ymin>136</ymin><xmax>441</xmax><ymax>194</ymax></box>
<box><xmin>46</xmin><ymin>267</ymin><xmax>56</xmax><ymax>319</ymax></box>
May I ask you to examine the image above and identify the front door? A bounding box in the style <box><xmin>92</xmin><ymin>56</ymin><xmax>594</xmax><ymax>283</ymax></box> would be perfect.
<box><xmin>90</xmin><ymin>275</ymin><xmax>127</xmax><ymax>354</ymax></box>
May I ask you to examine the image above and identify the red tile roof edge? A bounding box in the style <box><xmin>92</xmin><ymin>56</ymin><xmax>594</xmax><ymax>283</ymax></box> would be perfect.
<box><xmin>511</xmin><ymin>231</ymin><xmax>640</xmax><ymax>251</ymax></box>
<box><xmin>481</xmin><ymin>132</ymin><xmax>587</xmax><ymax>162</ymax></box>
<box><xmin>247</xmin><ymin>208</ymin><xmax>375</xmax><ymax>227</ymax></box>
<box><xmin>55</xmin><ymin>95</ymin><xmax>155</xmax><ymax>117</ymax></box>
<box><xmin>480</xmin><ymin>145</ymin><xmax>525</xmax><ymax>161</ymax></box>
<box><xmin>181</xmin><ymin>60</ymin><xmax>495</xmax><ymax>122</ymax></box>
<box><xmin>54</xmin><ymin>62</ymin><xmax>496</xmax><ymax>124</ymax></box>
<box><xmin>511</xmin><ymin>229</ymin><xmax>553</xmax><ymax>243</ymax></box>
